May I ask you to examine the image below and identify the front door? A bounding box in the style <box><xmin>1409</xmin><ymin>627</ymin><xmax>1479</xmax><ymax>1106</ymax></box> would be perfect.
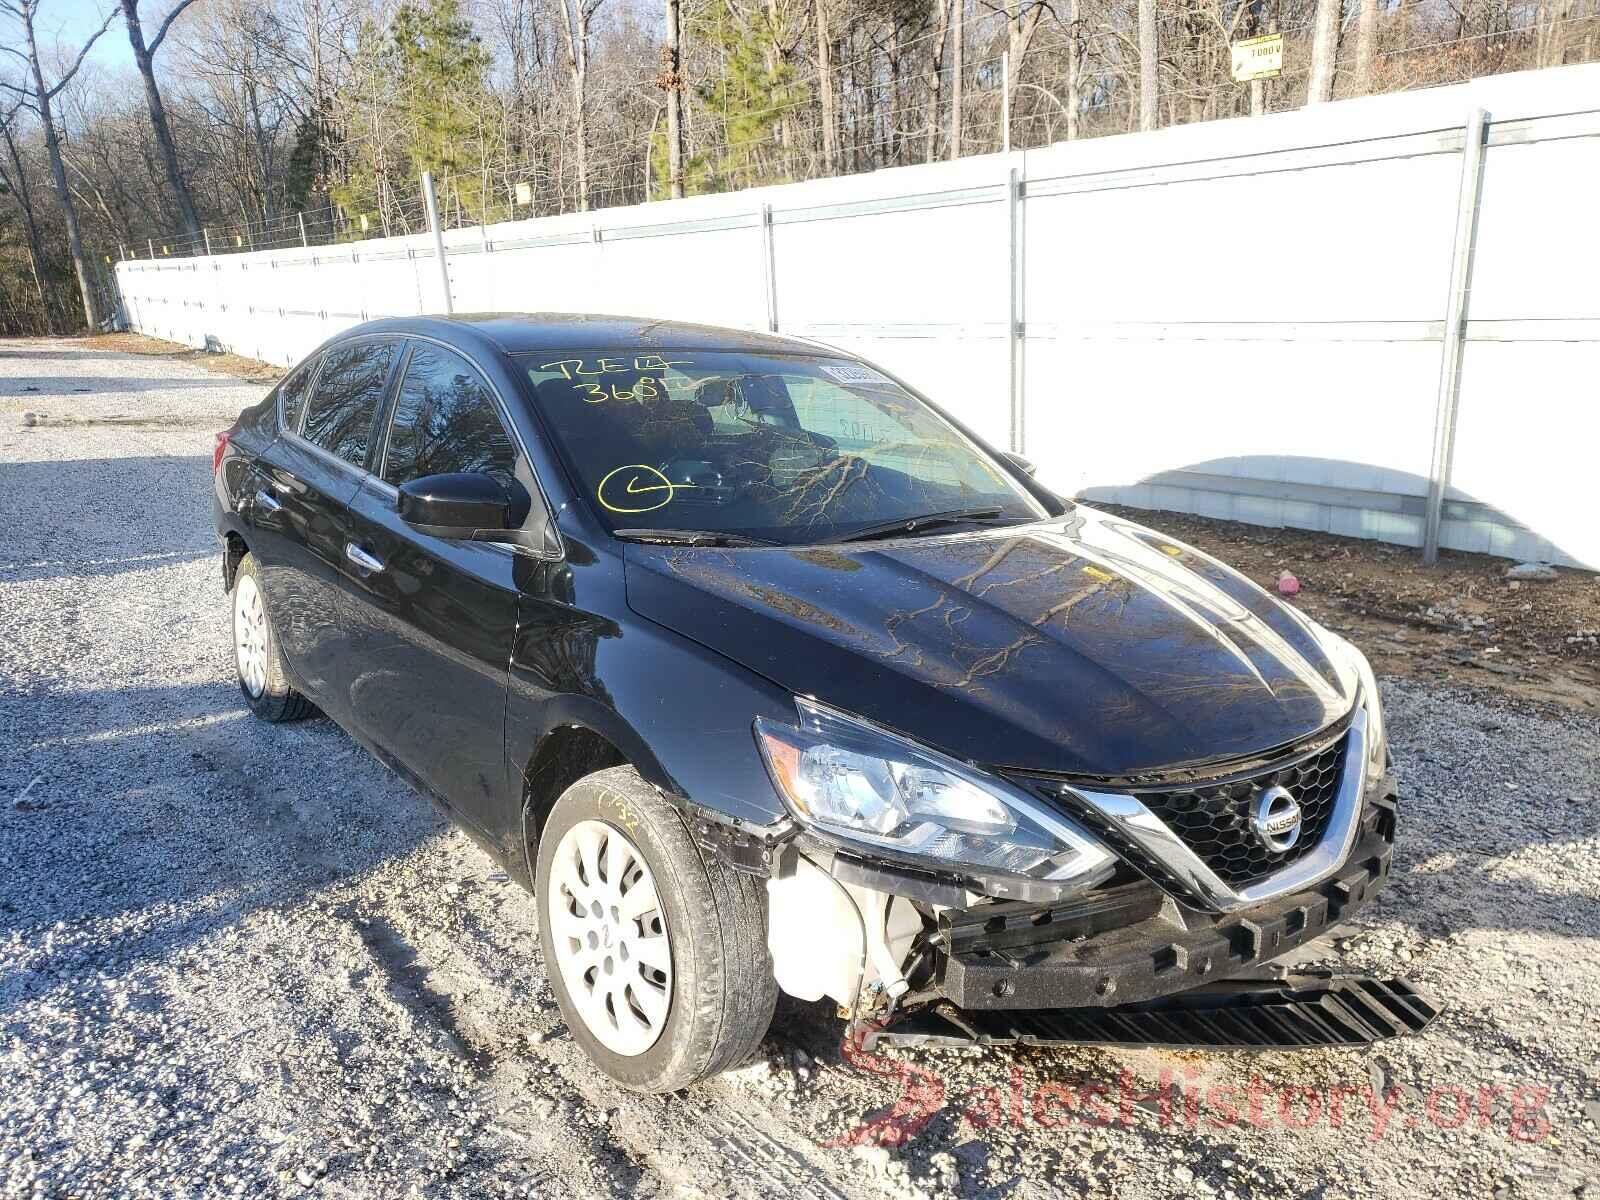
<box><xmin>336</xmin><ymin>339</ymin><xmax>526</xmax><ymax>833</ymax></box>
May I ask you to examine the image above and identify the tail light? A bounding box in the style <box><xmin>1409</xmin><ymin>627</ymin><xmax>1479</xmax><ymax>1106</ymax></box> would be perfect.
<box><xmin>213</xmin><ymin>428</ymin><xmax>232</xmax><ymax>473</ymax></box>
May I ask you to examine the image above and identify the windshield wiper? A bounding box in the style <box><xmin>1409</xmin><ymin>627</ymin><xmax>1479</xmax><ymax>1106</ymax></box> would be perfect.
<box><xmin>613</xmin><ymin>528</ymin><xmax>777</xmax><ymax>547</ymax></box>
<box><xmin>830</xmin><ymin>506</ymin><xmax>1017</xmax><ymax>544</ymax></box>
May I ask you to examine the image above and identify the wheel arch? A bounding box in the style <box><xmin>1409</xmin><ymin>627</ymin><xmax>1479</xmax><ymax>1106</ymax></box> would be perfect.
<box><xmin>517</xmin><ymin>721</ymin><xmax>640</xmax><ymax>888</ymax></box>
<box><xmin>222</xmin><ymin>530</ymin><xmax>249</xmax><ymax>591</ymax></box>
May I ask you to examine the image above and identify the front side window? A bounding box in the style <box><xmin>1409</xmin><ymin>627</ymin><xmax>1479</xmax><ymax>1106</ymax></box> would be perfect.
<box><xmin>520</xmin><ymin>349</ymin><xmax>1043</xmax><ymax>543</ymax></box>
<box><xmin>383</xmin><ymin>343</ymin><xmax>518</xmax><ymax>486</ymax></box>
<box><xmin>302</xmin><ymin>339</ymin><xmax>398</xmax><ymax>467</ymax></box>
<box><xmin>277</xmin><ymin>356</ymin><xmax>318</xmax><ymax>433</ymax></box>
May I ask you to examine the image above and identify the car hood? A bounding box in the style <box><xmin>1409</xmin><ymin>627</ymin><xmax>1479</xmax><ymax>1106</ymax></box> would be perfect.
<box><xmin>622</xmin><ymin>507</ymin><xmax>1357</xmax><ymax>777</ymax></box>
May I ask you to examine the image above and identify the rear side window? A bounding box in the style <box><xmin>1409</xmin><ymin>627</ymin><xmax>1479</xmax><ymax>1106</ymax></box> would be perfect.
<box><xmin>276</xmin><ymin>357</ymin><xmax>318</xmax><ymax>433</ymax></box>
<box><xmin>302</xmin><ymin>339</ymin><xmax>398</xmax><ymax>468</ymax></box>
<box><xmin>382</xmin><ymin>343</ymin><xmax>517</xmax><ymax>486</ymax></box>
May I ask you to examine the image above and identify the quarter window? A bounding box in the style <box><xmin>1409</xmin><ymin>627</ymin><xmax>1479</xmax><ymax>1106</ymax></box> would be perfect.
<box><xmin>277</xmin><ymin>357</ymin><xmax>317</xmax><ymax>433</ymax></box>
<box><xmin>302</xmin><ymin>339</ymin><xmax>398</xmax><ymax>467</ymax></box>
<box><xmin>382</xmin><ymin>343</ymin><xmax>517</xmax><ymax>486</ymax></box>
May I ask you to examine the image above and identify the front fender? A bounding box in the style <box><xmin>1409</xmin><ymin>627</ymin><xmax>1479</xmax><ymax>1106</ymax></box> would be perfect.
<box><xmin>503</xmin><ymin>590</ymin><xmax>797</xmax><ymax>856</ymax></box>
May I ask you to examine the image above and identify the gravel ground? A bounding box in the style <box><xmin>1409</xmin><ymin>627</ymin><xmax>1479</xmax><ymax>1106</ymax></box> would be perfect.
<box><xmin>1</xmin><ymin>337</ymin><xmax>1597</xmax><ymax>1200</ymax></box>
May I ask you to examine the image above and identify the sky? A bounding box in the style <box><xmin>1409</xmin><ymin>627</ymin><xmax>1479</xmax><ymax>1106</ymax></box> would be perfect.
<box><xmin>19</xmin><ymin>0</ymin><xmax>138</xmax><ymax>75</ymax></box>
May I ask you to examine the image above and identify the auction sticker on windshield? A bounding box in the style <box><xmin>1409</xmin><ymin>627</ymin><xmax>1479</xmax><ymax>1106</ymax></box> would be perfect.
<box><xmin>818</xmin><ymin>362</ymin><xmax>894</xmax><ymax>388</ymax></box>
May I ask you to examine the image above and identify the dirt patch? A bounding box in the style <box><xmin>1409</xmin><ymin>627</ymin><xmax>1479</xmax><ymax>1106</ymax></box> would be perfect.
<box><xmin>1100</xmin><ymin>504</ymin><xmax>1600</xmax><ymax>714</ymax></box>
<box><xmin>82</xmin><ymin>332</ymin><xmax>284</xmax><ymax>385</ymax></box>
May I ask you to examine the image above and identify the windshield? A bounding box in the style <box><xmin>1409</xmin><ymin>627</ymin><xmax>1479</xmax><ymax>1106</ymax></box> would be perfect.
<box><xmin>518</xmin><ymin>349</ymin><xmax>1046</xmax><ymax>544</ymax></box>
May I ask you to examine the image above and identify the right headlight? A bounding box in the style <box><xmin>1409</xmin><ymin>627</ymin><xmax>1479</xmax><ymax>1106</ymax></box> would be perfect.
<box><xmin>1354</xmin><ymin>648</ymin><xmax>1388</xmax><ymax>775</ymax></box>
<box><xmin>754</xmin><ymin>697</ymin><xmax>1117</xmax><ymax>897</ymax></box>
<box><xmin>1321</xmin><ymin>629</ymin><xmax>1387</xmax><ymax>774</ymax></box>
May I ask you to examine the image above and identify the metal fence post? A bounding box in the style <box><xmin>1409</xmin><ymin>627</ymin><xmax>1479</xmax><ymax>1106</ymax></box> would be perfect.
<box><xmin>761</xmin><ymin>204</ymin><xmax>778</xmax><ymax>332</ymax></box>
<box><xmin>1001</xmin><ymin>52</ymin><xmax>1011</xmax><ymax>155</ymax></box>
<box><xmin>1008</xmin><ymin>166</ymin><xmax>1026</xmax><ymax>454</ymax></box>
<box><xmin>298</xmin><ymin>212</ymin><xmax>308</xmax><ymax>247</ymax></box>
<box><xmin>147</xmin><ymin>238</ymin><xmax>155</xmax><ymax>259</ymax></box>
<box><xmin>421</xmin><ymin>170</ymin><xmax>454</xmax><ymax>315</ymax></box>
<box><xmin>1423</xmin><ymin>108</ymin><xmax>1488</xmax><ymax>565</ymax></box>
<box><xmin>203</xmin><ymin>228</ymin><xmax>211</xmax><ymax>256</ymax></box>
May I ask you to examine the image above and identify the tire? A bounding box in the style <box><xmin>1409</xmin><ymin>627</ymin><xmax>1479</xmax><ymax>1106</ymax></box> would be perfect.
<box><xmin>231</xmin><ymin>552</ymin><xmax>315</xmax><ymax>722</ymax></box>
<box><xmin>536</xmin><ymin>765</ymin><xmax>777</xmax><ymax>1092</ymax></box>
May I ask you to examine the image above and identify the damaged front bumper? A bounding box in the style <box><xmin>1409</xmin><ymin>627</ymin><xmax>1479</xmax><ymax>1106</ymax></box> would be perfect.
<box><xmin>880</xmin><ymin>781</ymin><xmax>1437</xmax><ymax>1049</ymax></box>
<box><xmin>916</xmin><ymin>768</ymin><xmax>1401</xmax><ymax>1015</ymax></box>
<box><xmin>689</xmin><ymin>735</ymin><xmax>1427</xmax><ymax>1049</ymax></box>
<box><xmin>934</xmin><ymin>822</ymin><xmax>1394</xmax><ymax>1012</ymax></box>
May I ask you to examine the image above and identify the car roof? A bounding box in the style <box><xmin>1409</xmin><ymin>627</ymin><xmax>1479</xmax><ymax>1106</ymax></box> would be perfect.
<box><xmin>340</xmin><ymin>313</ymin><xmax>846</xmax><ymax>358</ymax></box>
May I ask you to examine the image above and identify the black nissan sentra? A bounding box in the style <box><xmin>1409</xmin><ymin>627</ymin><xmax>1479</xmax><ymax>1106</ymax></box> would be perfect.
<box><xmin>214</xmin><ymin>314</ymin><xmax>1401</xmax><ymax>1091</ymax></box>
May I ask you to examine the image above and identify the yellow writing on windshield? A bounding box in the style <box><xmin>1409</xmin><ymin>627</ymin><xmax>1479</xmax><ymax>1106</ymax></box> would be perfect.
<box><xmin>575</xmin><ymin>376</ymin><xmax>661</xmax><ymax>404</ymax></box>
<box><xmin>540</xmin><ymin>354</ymin><xmax>693</xmax><ymax>380</ymax></box>
<box><xmin>597</xmin><ymin>464</ymin><xmax>700</xmax><ymax>514</ymax></box>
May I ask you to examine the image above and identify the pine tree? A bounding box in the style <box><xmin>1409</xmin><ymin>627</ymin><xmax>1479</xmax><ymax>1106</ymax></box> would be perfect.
<box><xmin>332</xmin><ymin>0</ymin><xmax>491</xmax><ymax>234</ymax></box>
<box><xmin>653</xmin><ymin>0</ymin><xmax>808</xmax><ymax>196</ymax></box>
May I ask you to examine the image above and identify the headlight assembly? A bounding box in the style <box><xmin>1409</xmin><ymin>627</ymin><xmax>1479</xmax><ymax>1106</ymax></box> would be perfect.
<box><xmin>1321</xmin><ymin>629</ymin><xmax>1387</xmax><ymax>774</ymax></box>
<box><xmin>1351</xmin><ymin>645</ymin><xmax>1388</xmax><ymax>773</ymax></box>
<box><xmin>754</xmin><ymin>698</ymin><xmax>1116</xmax><ymax>895</ymax></box>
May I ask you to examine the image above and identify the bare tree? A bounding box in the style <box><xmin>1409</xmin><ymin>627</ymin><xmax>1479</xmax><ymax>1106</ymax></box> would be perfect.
<box><xmin>556</xmin><ymin>0</ymin><xmax>604</xmax><ymax>211</ymax></box>
<box><xmin>996</xmin><ymin>0</ymin><xmax>1049</xmax><ymax>106</ymax></box>
<box><xmin>816</xmin><ymin>0</ymin><xmax>837</xmax><ymax>172</ymax></box>
<box><xmin>922</xmin><ymin>0</ymin><xmax>951</xmax><ymax>161</ymax></box>
<box><xmin>0</xmin><ymin>101</ymin><xmax>55</xmax><ymax>331</ymax></box>
<box><xmin>1061</xmin><ymin>0</ymin><xmax>1080</xmax><ymax>139</ymax></box>
<box><xmin>1</xmin><ymin>0</ymin><xmax>119</xmax><ymax>328</ymax></box>
<box><xmin>1138</xmin><ymin>0</ymin><xmax>1157</xmax><ymax>130</ymax></box>
<box><xmin>948</xmin><ymin>0</ymin><xmax>963</xmax><ymax>157</ymax></box>
<box><xmin>1355</xmin><ymin>0</ymin><xmax>1379</xmax><ymax>91</ymax></box>
<box><xmin>1307</xmin><ymin>0</ymin><xmax>1340</xmax><ymax>102</ymax></box>
<box><xmin>659</xmin><ymin>0</ymin><xmax>685</xmax><ymax>197</ymax></box>
<box><xmin>119</xmin><ymin>0</ymin><xmax>204</xmax><ymax>240</ymax></box>
<box><xmin>1537</xmin><ymin>0</ymin><xmax>1575</xmax><ymax>66</ymax></box>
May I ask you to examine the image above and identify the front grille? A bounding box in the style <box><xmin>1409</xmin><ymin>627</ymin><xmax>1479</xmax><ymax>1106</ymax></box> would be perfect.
<box><xmin>1128</xmin><ymin>736</ymin><xmax>1347</xmax><ymax>887</ymax></box>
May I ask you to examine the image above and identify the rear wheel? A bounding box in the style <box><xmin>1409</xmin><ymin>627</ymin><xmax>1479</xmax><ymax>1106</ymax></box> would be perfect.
<box><xmin>536</xmin><ymin>766</ymin><xmax>777</xmax><ymax>1092</ymax></box>
<box><xmin>231</xmin><ymin>552</ymin><xmax>314</xmax><ymax>722</ymax></box>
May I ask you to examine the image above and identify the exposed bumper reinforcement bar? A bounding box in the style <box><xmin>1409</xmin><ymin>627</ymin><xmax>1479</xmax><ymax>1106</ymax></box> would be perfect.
<box><xmin>863</xmin><ymin>971</ymin><xmax>1442</xmax><ymax>1051</ymax></box>
<box><xmin>935</xmin><ymin>827</ymin><xmax>1395</xmax><ymax>1011</ymax></box>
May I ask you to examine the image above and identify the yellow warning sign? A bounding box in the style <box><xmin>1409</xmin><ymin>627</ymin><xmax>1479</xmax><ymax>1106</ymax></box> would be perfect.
<box><xmin>1231</xmin><ymin>33</ymin><xmax>1283</xmax><ymax>82</ymax></box>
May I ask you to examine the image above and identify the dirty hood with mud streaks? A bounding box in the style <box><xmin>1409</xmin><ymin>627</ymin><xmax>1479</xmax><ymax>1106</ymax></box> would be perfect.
<box><xmin>623</xmin><ymin>507</ymin><xmax>1358</xmax><ymax>778</ymax></box>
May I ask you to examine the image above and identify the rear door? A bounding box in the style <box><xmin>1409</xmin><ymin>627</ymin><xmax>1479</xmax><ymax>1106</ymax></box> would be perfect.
<box><xmin>253</xmin><ymin>335</ymin><xmax>402</xmax><ymax>721</ymax></box>
<box><xmin>235</xmin><ymin>354</ymin><xmax>317</xmax><ymax>615</ymax></box>
<box><xmin>336</xmin><ymin>338</ymin><xmax>528</xmax><ymax>831</ymax></box>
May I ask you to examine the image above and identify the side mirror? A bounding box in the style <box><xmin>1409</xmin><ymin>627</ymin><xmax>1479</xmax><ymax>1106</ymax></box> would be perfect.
<box><xmin>1001</xmin><ymin>451</ymin><xmax>1037</xmax><ymax>478</ymax></box>
<box><xmin>398</xmin><ymin>472</ymin><xmax>530</xmax><ymax>539</ymax></box>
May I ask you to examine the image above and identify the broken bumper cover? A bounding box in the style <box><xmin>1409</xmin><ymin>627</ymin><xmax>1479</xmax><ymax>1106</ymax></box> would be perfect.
<box><xmin>932</xmin><ymin>797</ymin><xmax>1398</xmax><ymax>1013</ymax></box>
<box><xmin>867</xmin><ymin>971</ymin><xmax>1441</xmax><ymax>1050</ymax></box>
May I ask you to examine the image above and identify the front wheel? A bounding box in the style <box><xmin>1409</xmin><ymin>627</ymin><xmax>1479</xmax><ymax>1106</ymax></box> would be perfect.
<box><xmin>231</xmin><ymin>552</ymin><xmax>315</xmax><ymax>722</ymax></box>
<box><xmin>536</xmin><ymin>766</ymin><xmax>777</xmax><ymax>1092</ymax></box>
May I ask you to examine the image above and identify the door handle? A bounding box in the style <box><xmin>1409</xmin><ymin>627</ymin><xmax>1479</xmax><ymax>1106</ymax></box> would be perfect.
<box><xmin>254</xmin><ymin>488</ymin><xmax>283</xmax><ymax>514</ymax></box>
<box><xmin>345</xmin><ymin>542</ymin><xmax>385</xmax><ymax>573</ymax></box>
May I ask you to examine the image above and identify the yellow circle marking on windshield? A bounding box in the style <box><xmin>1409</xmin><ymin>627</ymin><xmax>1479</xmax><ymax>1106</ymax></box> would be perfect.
<box><xmin>597</xmin><ymin>465</ymin><xmax>700</xmax><ymax>514</ymax></box>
